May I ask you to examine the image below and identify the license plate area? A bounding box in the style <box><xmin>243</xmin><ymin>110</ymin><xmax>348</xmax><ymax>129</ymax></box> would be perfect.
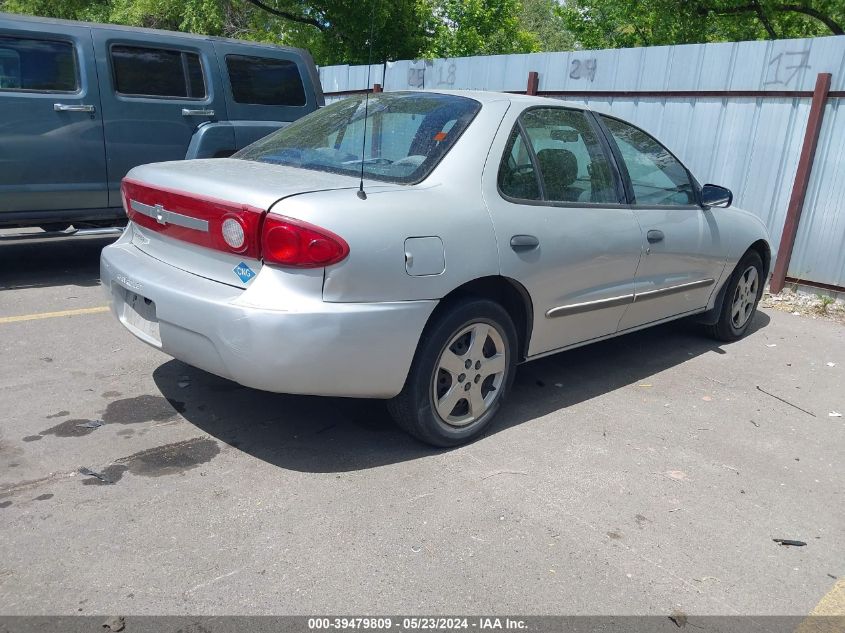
<box><xmin>119</xmin><ymin>287</ymin><xmax>161</xmax><ymax>346</ymax></box>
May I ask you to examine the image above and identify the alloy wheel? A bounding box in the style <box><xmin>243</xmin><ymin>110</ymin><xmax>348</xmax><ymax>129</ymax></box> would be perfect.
<box><xmin>731</xmin><ymin>265</ymin><xmax>759</xmax><ymax>329</ymax></box>
<box><xmin>431</xmin><ymin>322</ymin><xmax>507</xmax><ymax>427</ymax></box>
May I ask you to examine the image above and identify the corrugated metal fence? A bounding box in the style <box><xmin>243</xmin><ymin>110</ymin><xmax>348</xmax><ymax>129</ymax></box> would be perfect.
<box><xmin>319</xmin><ymin>36</ymin><xmax>845</xmax><ymax>290</ymax></box>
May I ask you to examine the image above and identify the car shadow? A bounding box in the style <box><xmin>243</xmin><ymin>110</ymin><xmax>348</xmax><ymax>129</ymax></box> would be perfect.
<box><xmin>0</xmin><ymin>234</ymin><xmax>117</xmax><ymax>290</ymax></box>
<box><xmin>152</xmin><ymin>311</ymin><xmax>770</xmax><ymax>473</ymax></box>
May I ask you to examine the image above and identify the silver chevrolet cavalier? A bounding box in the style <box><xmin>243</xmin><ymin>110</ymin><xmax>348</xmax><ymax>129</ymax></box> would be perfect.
<box><xmin>101</xmin><ymin>90</ymin><xmax>771</xmax><ymax>446</ymax></box>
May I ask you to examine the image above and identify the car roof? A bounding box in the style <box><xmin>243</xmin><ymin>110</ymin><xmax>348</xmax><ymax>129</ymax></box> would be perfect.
<box><xmin>0</xmin><ymin>11</ymin><xmax>310</xmax><ymax>55</ymax></box>
<box><xmin>412</xmin><ymin>88</ymin><xmax>588</xmax><ymax>112</ymax></box>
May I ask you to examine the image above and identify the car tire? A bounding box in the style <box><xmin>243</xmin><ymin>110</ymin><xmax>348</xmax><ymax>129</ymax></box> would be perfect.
<box><xmin>39</xmin><ymin>223</ymin><xmax>71</xmax><ymax>233</ymax></box>
<box><xmin>705</xmin><ymin>250</ymin><xmax>764</xmax><ymax>342</ymax></box>
<box><xmin>388</xmin><ymin>298</ymin><xmax>518</xmax><ymax>447</ymax></box>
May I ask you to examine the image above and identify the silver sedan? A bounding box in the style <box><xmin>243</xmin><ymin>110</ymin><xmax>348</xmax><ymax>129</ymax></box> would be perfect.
<box><xmin>101</xmin><ymin>90</ymin><xmax>770</xmax><ymax>446</ymax></box>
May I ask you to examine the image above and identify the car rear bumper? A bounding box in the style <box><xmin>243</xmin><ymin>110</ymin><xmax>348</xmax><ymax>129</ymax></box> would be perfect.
<box><xmin>100</xmin><ymin>236</ymin><xmax>437</xmax><ymax>398</ymax></box>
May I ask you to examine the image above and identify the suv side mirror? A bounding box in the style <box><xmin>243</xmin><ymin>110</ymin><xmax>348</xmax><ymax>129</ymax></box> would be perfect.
<box><xmin>700</xmin><ymin>184</ymin><xmax>733</xmax><ymax>208</ymax></box>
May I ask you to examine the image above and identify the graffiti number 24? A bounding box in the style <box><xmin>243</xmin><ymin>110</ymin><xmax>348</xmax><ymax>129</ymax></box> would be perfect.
<box><xmin>570</xmin><ymin>58</ymin><xmax>597</xmax><ymax>82</ymax></box>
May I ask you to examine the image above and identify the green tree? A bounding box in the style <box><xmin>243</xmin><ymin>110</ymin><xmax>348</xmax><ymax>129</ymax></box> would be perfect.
<box><xmin>425</xmin><ymin>0</ymin><xmax>538</xmax><ymax>57</ymax></box>
<box><xmin>519</xmin><ymin>0</ymin><xmax>576</xmax><ymax>52</ymax></box>
<box><xmin>560</xmin><ymin>0</ymin><xmax>844</xmax><ymax>49</ymax></box>
<box><xmin>0</xmin><ymin>0</ymin><xmax>438</xmax><ymax>65</ymax></box>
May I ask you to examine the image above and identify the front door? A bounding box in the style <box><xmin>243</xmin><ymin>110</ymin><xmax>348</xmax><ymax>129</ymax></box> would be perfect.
<box><xmin>0</xmin><ymin>24</ymin><xmax>106</xmax><ymax>215</ymax></box>
<box><xmin>482</xmin><ymin>106</ymin><xmax>644</xmax><ymax>356</ymax></box>
<box><xmin>596</xmin><ymin>115</ymin><xmax>728</xmax><ymax>330</ymax></box>
<box><xmin>91</xmin><ymin>30</ymin><xmax>225</xmax><ymax>207</ymax></box>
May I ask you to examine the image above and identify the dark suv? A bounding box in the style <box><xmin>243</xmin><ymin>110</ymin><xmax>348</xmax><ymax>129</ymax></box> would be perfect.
<box><xmin>0</xmin><ymin>12</ymin><xmax>324</xmax><ymax>230</ymax></box>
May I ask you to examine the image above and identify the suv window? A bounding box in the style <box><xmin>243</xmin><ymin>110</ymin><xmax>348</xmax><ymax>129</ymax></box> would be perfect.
<box><xmin>600</xmin><ymin>116</ymin><xmax>695</xmax><ymax>206</ymax></box>
<box><xmin>0</xmin><ymin>36</ymin><xmax>77</xmax><ymax>92</ymax></box>
<box><xmin>111</xmin><ymin>45</ymin><xmax>206</xmax><ymax>99</ymax></box>
<box><xmin>225</xmin><ymin>55</ymin><xmax>305</xmax><ymax>106</ymax></box>
<box><xmin>519</xmin><ymin>108</ymin><xmax>618</xmax><ymax>204</ymax></box>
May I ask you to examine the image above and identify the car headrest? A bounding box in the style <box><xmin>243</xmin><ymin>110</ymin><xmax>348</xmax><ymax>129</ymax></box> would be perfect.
<box><xmin>536</xmin><ymin>148</ymin><xmax>578</xmax><ymax>189</ymax></box>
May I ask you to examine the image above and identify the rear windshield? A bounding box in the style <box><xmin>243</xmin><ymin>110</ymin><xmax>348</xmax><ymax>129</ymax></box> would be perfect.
<box><xmin>233</xmin><ymin>92</ymin><xmax>481</xmax><ymax>184</ymax></box>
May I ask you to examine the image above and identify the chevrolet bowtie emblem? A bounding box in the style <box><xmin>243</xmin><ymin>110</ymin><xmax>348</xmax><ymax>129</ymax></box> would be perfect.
<box><xmin>154</xmin><ymin>203</ymin><xmax>166</xmax><ymax>225</ymax></box>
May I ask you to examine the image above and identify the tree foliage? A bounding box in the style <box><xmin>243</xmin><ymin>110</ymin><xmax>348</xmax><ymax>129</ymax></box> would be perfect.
<box><xmin>424</xmin><ymin>0</ymin><xmax>536</xmax><ymax>58</ymax></box>
<box><xmin>1</xmin><ymin>0</ymin><xmax>841</xmax><ymax>65</ymax></box>
<box><xmin>561</xmin><ymin>0</ymin><xmax>844</xmax><ymax>49</ymax></box>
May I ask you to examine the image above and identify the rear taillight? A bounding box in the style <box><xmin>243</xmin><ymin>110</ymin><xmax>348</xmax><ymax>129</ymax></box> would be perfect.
<box><xmin>122</xmin><ymin>179</ymin><xmax>265</xmax><ymax>259</ymax></box>
<box><xmin>261</xmin><ymin>215</ymin><xmax>349</xmax><ymax>268</ymax></box>
<box><xmin>122</xmin><ymin>178</ymin><xmax>350</xmax><ymax>269</ymax></box>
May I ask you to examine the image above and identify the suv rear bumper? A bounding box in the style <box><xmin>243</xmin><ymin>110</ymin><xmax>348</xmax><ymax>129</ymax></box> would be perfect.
<box><xmin>100</xmin><ymin>237</ymin><xmax>437</xmax><ymax>398</ymax></box>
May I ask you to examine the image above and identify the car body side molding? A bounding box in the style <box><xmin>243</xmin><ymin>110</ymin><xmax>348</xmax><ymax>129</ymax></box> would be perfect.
<box><xmin>545</xmin><ymin>278</ymin><xmax>715</xmax><ymax>319</ymax></box>
<box><xmin>633</xmin><ymin>278</ymin><xmax>715</xmax><ymax>302</ymax></box>
<box><xmin>545</xmin><ymin>294</ymin><xmax>634</xmax><ymax>318</ymax></box>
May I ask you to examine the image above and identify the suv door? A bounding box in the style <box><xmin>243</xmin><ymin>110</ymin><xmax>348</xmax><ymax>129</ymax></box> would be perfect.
<box><xmin>91</xmin><ymin>30</ymin><xmax>225</xmax><ymax>208</ymax></box>
<box><xmin>597</xmin><ymin>115</ymin><xmax>727</xmax><ymax>330</ymax></box>
<box><xmin>0</xmin><ymin>22</ymin><xmax>106</xmax><ymax>217</ymax></box>
<box><xmin>483</xmin><ymin>106</ymin><xmax>643</xmax><ymax>356</ymax></box>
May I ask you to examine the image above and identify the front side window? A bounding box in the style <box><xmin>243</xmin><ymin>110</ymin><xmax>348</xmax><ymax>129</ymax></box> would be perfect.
<box><xmin>600</xmin><ymin>116</ymin><xmax>695</xmax><ymax>206</ymax></box>
<box><xmin>0</xmin><ymin>36</ymin><xmax>77</xmax><ymax>92</ymax></box>
<box><xmin>111</xmin><ymin>45</ymin><xmax>206</xmax><ymax>99</ymax></box>
<box><xmin>498</xmin><ymin>107</ymin><xmax>618</xmax><ymax>204</ymax></box>
<box><xmin>226</xmin><ymin>55</ymin><xmax>305</xmax><ymax>106</ymax></box>
<box><xmin>234</xmin><ymin>92</ymin><xmax>481</xmax><ymax>184</ymax></box>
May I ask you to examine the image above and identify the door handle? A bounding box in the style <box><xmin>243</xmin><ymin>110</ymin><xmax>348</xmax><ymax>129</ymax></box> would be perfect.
<box><xmin>54</xmin><ymin>103</ymin><xmax>95</xmax><ymax>113</ymax></box>
<box><xmin>647</xmin><ymin>229</ymin><xmax>665</xmax><ymax>243</ymax></box>
<box><xmin>182</xmin><ymin>108</ymin><xmax>215</xmax><ymax>117</ymax></box>
<box><xmin>510</xmin><ymin>234</ymin><xmax>539</xmax><ymax>251</ymax></box>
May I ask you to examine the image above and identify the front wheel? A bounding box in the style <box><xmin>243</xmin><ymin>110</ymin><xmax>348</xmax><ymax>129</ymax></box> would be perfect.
<box><xmin>706</xmin><ymin>250</ymin><xmax>764</xmax><ymax>341</ymax></box>
<box><xmin>388</xmin><ymin>299</ymin><xmax>517</xmax><ymax>447</ymax></box>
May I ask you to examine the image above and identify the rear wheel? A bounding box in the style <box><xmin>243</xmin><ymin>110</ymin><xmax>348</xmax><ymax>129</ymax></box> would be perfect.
<box><xmin>388</xmin><ymin>298</ymin><xmax>517</xmax><ymax>447</ymax></box>
<box><xmin>706</xmin><ymin>250</ymin><xmax>763</xmax><ymax>341</ymax></box>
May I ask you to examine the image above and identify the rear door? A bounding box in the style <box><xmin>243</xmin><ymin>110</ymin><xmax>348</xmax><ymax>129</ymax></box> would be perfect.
<box><xmin>597</xmin><ymin>115</ymin><xmax>727</xmax><ymax>330</ymax></box>
<box><xmin>212</xmin><ymin>41</ymin><xmax>319</xmax><ymax>148</ymax></box>
<box><xmin>483</xmin><ymin>105</ymin><xmax>643</xmax><ymax>356</ymax></box>
<box><xmin>91</xmin><ymin>29</ymin><xmax>225</xmax><ymax>207</ymax></box>
<box><xmin>0</xmin><ymin>21</ymin><xmax>106</xmax><ymax>215</ymax></box>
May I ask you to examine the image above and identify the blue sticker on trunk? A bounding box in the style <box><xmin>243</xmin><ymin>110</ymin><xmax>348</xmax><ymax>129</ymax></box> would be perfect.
<box><xmin>234</xmin><ymin>262</ymin><xmax>256</xmax><ymax>283</ymax></box>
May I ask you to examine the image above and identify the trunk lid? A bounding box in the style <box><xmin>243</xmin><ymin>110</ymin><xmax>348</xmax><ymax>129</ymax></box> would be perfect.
<box><xmin>123</xmin><ymin>159</ymin><xmax>365</xmax><ymax>289</ymax></box>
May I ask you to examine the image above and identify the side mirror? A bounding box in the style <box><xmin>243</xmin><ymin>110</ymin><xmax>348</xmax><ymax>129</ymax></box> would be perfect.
<box><xmin>700</xmin><ymin>184</ymin><xmax>733</xmax><ymax>208</ymax></box>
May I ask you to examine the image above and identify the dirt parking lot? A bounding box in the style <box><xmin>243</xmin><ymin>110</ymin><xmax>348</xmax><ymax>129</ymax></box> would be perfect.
<box><xmin>0</xmin><ymin>235</ymin><xmax>843</xmax><ymax>616</ymax></box>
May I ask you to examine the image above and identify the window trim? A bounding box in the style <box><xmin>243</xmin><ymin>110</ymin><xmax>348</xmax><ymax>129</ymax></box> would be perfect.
<box><xmin>224</xmin><ymin>53</ymin><xmax>306</xmax><ymax>107</ymax></box>
<box><xmin>594</xmin><ymin>113</ymin><xmax>703</xmax><ymax>210</ymax></box>
<box><xmin>0</xmin><ymin>35</ymin><xmax>80</xmax><ymax>95</ymax></box>
<box><xmin>108</xmin><ymin>42</ymin><xmax>207</xmax><ymax>101</ymax></box>
<box><xmin>496</xmin><ymin>105</ymin><xmax>628</xmax><ymax>209</ymax></box>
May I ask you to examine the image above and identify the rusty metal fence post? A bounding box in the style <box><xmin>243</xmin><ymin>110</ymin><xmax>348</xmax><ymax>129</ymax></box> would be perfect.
<box><xmin>769</xmin><ymin>72</ymin><xmax>832</xmax><ymax>293</ymax></box>
<box><xmin>526</xmin><ymin>71</ymin><xmax>539</xmax><ymax>96</ymax></box>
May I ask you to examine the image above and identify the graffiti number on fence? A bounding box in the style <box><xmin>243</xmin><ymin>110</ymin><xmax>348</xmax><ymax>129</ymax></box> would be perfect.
<box><xmin>408</xmin><ymin>66</ymin><xmax>426</xmax><ymax>88</ymax></box>
<box><xmin>436</xmin><ymin>63</ymin><xmax>457</xmax><ymax>87</ymax></box>
<box><xmin>764</xmin><ymin>50</ymin><xmax>811</xmax><ymax>87</ymax></box>
<box><xmin>407</xmin><ymin>61</ymin><xmax>456</xmax><ymax>89</ymax></box>
<box><xmin>570</xmin><ymin>58</ymin><xmax>597</xmax><ymax>82</ymax></box>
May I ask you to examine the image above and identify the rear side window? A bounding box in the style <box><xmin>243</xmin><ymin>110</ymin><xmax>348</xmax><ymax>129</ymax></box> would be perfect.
<box><xmin>498</xmin><ymin>128</ymin><xmax>541</xmax><ymax>201</ymax></box>
<box><xmin>111</xmin><ymin>45</ymin><xmax>206</xmax><ymax>99</ymax></box>
<box><xmin>0</xmin><ymin>36</ymin><xmax>77</xmax><ymax>92</ymax></box>
<box><xmin>499</xmin><ymin>108</ymin><xmax>619</xmax><ymax>204</ymax></box>
<box><xmin>225</xmin><ymin>55</ymin><xmax>305</xmax><ymax>106</ymax></box>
